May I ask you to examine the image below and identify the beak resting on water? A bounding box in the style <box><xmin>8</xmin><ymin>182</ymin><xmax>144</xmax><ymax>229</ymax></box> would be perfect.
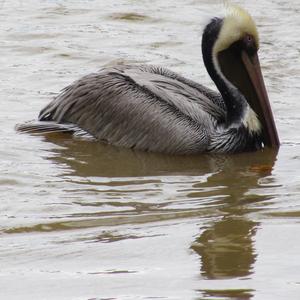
<box><xmin>241</xmin><ymin>50</ymin><xmax>280</xmax><ymax>148</ymax></box>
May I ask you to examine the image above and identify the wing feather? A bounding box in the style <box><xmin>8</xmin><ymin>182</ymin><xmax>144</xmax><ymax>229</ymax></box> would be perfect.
<box><xmin>38</xmin><ymin>64</ymin><xmax>226</xmax><ymax>154</ymax></box>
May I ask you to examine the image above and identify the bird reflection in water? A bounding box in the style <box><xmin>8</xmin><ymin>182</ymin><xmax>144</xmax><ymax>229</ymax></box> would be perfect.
<box><xmin>38</xmin><ymin>134</ymin><xmax>278</xmax><ymax>300</ymax></box>
<box><xmin>191</xmin><ymin>149</ymin><xmax>278</xmax><ymax>299</ymax></box>
<box><xmin>41</xmin><ymin>133</ymin><xmax>221</xmax><ymax>177</ymax></box>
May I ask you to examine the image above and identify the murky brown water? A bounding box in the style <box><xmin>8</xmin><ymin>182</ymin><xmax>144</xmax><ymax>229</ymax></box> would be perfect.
<box><xmin>1</xmin><ymin>0</ymin><xmax>300</xmax><ymax>299</ymax></box>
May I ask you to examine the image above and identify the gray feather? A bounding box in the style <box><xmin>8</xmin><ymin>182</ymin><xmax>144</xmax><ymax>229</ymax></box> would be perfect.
<box><xmin>16</xmin><ymin>64</ymin><xmax>262</xmax><ymax>154</ymax></box>
<box><xmin>37</xmin><ymin>64</ymin><xmax>229</xmax><ymax>154</ymax></box>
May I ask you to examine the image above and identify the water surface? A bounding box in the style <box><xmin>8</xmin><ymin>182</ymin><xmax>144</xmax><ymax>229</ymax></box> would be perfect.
<box><xmin>0</xmin><ymin>0</ymin><xmax>300</xmax><ymax>299</ymax></box>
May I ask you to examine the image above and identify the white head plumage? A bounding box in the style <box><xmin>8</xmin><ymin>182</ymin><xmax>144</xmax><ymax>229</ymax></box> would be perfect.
<box><xmin>214</xmin><ymin>4</ymin><xmax>259</xmax><ymax>54</ymax></box>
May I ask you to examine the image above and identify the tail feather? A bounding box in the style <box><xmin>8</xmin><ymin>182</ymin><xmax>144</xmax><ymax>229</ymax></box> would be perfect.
<box><xmin>16</xmin><ymin>120</ymin><xmax>95</xmax><ymax>140</ymax></box>
<box><xmin>15</xmin><ymin>121</ymin><xmax>79</xmax><ymax>134</ymax></box>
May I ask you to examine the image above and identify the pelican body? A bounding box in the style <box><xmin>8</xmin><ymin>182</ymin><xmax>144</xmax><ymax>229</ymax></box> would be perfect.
<box><xmin>18</xmin><ymin>5</ymin><xmax>279</xmax><ymax>154</ymax></box>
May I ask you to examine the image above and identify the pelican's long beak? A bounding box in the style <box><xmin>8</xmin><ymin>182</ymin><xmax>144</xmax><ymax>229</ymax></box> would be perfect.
<box><xmin>241</xmin><ymin>51</ymin><xmax>280</xmax><ymax>148</ymax></box>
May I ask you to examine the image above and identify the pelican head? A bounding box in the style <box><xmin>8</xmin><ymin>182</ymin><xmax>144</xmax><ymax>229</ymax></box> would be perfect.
<box><xmin>202</xmin><ymin>5</ymin><xmax>279</xmax><ymax>148</ymax></box>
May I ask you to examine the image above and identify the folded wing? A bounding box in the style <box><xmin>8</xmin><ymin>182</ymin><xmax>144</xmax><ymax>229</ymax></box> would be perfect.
<box><xmin>37</xmin><ymin>64</ymin><xmax>226</xmax><ymax>154</ymax></box>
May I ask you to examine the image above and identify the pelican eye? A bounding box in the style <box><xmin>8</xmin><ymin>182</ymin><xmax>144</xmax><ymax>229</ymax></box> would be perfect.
<box><xmin>244</xmin><ymin>34</ymin><xmax>254</xmax><ymax>44</ymax></box>
<box><xmin>243</xmin><ymin>34</ymin><xmax>257</xmax><ymax>54</ymax></box>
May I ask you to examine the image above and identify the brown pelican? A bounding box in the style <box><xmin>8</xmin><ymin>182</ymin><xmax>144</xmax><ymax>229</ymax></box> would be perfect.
<box><xmin>17</xmin><ymin>5</ymin><xmax>279</xmax><ymax>154</ymax></box>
